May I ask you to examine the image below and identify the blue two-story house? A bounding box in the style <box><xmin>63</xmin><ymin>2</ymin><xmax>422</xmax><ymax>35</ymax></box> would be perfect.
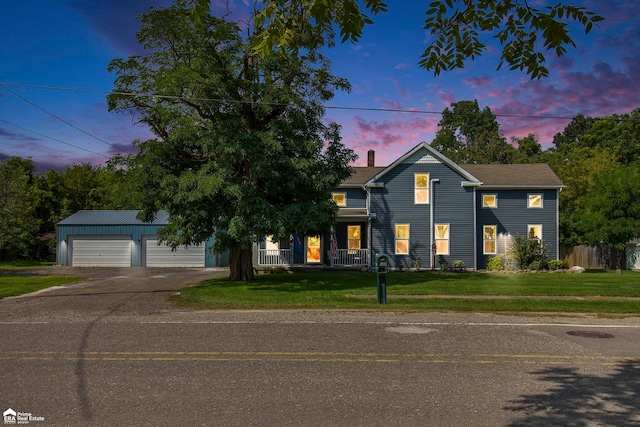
<box><xmin>254</xmin><ymin>142</ymin><xmax>564</xmax><ymax>270</ymax></box>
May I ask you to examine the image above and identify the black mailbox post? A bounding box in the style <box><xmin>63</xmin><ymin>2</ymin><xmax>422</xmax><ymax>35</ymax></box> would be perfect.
<box><xmin>375</xmin><ymin>254</ymin><xmax>388</xmax><ymax>304</ymax></box>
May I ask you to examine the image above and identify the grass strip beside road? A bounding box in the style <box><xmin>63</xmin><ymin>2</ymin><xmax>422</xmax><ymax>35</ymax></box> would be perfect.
<box><xmin>1</xmin><ymin>261</ymin><xmax>84</xmax><ymax>298</ymax></box>
<box><xmin>174</xmin><ymin>270</ymin><xmax>640</xmax><ymax>314</ymax></box>
<box><xmin>0</xmin><ymin>276</ymin><xmax>84</xmax><ymax>299</ymax></box>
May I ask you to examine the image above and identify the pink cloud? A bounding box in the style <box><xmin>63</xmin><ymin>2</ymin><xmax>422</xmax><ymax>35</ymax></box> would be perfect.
<box><xmin>343</xmin><ymin>115</ymin><xmax>441</xmax><ymax>166</ymax></box>
<box><xmin>482</xmin><ymin>51</ymin><xmax>640</xmax><ymax>147</ymax></box>
<box><xmin>463</xmin><ymin>76</ymin><xmax>495</xmax><ymax>89</ymax></box>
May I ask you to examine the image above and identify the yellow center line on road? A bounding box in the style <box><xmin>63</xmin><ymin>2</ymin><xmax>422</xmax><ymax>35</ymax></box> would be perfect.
<box><xmin>0</xmin><ymin>350</ymin><xmax>637</xmax><ymax>366</ymax></box>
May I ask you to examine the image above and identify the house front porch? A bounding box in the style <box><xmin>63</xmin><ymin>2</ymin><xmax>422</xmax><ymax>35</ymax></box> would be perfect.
<box><xmin>254</xmin><ymin>215</ymin><xmax>373</xmax><ymax>269</ymax></box>
<box><xmin>256</xmin><ymin>247</ymin><xmax>370</xmax><ymax>268</ymax></box>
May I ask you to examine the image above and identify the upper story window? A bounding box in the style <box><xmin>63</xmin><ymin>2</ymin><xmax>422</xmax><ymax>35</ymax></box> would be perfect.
<box><xmin>415</xmin><ymin>173</ymin><xmax>429</xmax><ymax>204</ymax></box>
<box><xmin>332</xmin><ymin>192</ymin><xmax>346</xmax><ymax>207</ymax></box>
<box><xmin>482</xmin><ymin>194</ymin><xmax>497</xmax><ymax>208</ymax></box>
<box><xmin>528</xmin><ymin>194</ymin><xmax>543</xmax><ymax>208</ymax></box>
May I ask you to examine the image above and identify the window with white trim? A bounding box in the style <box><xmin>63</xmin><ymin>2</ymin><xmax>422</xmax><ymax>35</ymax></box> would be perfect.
<box><xmin>483</xmin><ymin>225</ymin><xmax>497</xmax><ymax>254</ymax></box>
<box><xmin>435</xmin><ymin>224</ymin><xmax>450</xmax><ymax>255</ymax></box>
<box><xmin>415</xmin><ymin>173</ymin><xmax>429</xmax><ymax>204</ymax></box>
<box><xmin>307</xmin><ymin>236</ymin><xmax>321</xmax><ymax>263</ymax></box>
<box><xmin>395</xmin><ymin>224</ymin><xmax>410</xmax><ymax>255</ymax></box>
<box><xmin>332</xmin><ymin>192</ymin><xmax>346</xmax><ymax>207</ymax></box>
<box><xmin>527</xmin><ymin>224</ymin><xmax>542</xmax><ymax>240</ymax></box>
<box><xmin>528</xmin><ymin>194</ymin><xmax>543</xmax><ymax>208</ymax></box>
<box><xmin>482</xmin><ymin>194</ymin><xmax>497</xmax><ymax>208</ymax></box>
<box><xmin>348</xmin><ymin>225</ymin><xmax>361</xmax><ymax>252</ymax></box>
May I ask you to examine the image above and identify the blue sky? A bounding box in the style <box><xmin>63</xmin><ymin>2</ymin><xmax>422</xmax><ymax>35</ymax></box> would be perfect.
<box><xmin>1</xmin><ymin>0</ymin><xmax>639</xmax><ymax>171</ymax></box>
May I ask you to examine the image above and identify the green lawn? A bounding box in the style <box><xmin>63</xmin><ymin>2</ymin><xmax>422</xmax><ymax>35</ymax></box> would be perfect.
<box><xmin>0</xmin><ymin>261</ymin><xmax>84</xmax><ymax>298</ymax></box>
<box><xmin>174</xmin><ymin>270</ymin><xmax>640</xmax><ymax>314</ymax></box>
<box><xmin>0</xmin><ymin>276</ymin><xmax>84</xmax><ymax>299</ymax></box>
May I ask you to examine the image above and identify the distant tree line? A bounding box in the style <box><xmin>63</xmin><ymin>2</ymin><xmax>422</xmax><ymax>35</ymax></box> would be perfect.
<box><xmin>0</xmin><ymin>156</ymin><xmax>139</xmax><ymax>261</ymax></box>
<box><xmin>2</xmin><ymin>104</ymin><xmax>638</xmax><ymax>262</ymax></box>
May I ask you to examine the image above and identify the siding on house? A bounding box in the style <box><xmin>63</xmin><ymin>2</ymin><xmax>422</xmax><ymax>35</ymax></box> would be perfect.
<box><xmin>333</xmin><ymin>187</ymin><xmax>367</xmax><ymax>209</ymax></box>
<box><xmin>475</xmin><ymin>189</ymin><xmax>560</xmax><ymax>268</ymax></box>
<box><xmin>254</xmin><ymin>142</ymin><xmax>564</xmax><ymax>271</ymax></box>
<box><xmin>368</xmin><ymin>148</ymin><xmax>477</xmax><ymax>270</ymax></box>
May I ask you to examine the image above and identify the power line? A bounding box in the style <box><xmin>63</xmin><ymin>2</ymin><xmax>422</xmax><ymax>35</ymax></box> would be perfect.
<box><xmin>0</xmin><ymin>119</ymin><xmax>110</xmax><ymax>159</ymax></box>
<box><xmin>0</xmin><ymin>82</ymin><xmax>577</xmax><ymax>121</ymax></box>
<box><xmin>0</xmin><ymin>83</ymin><xmax>120</xmax><ymax>149</ymax></box>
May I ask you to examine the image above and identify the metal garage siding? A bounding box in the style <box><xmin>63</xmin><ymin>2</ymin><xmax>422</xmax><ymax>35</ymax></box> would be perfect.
<box><xmin>70</xmin><ymin>237</ymin><xmax>132</xmax><ymax>267</ymax></box>
<box><xmin>143</xmin><ymin>238</ymin><xmax>206</xmax><ymax>267</ymax></box>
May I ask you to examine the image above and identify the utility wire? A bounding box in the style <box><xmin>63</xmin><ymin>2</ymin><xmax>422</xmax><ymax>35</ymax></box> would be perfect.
<box><xmin>0</xmin><ymin>119</ymin><xmax>110</xmax><ymax>159</ymax></box>
<box><xmin>0</xmin><ymin>82</ymin><xmax>577</xmax><ymax>121</ymax></box>
<box><xmin>0</xmin><ymin>83</ymin><xmax>120</xmax><ymax>149</ymax></box>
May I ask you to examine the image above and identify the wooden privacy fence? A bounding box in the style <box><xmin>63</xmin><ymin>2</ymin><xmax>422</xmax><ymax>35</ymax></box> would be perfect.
<box><xmin>560</xmin><ymin>245</ymin><xmax>625</xmax><ymax>269</ymax></box>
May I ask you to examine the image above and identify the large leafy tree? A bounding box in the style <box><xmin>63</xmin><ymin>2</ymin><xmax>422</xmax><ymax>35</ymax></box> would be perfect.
<box><xmin>430</xmin><ymin>100</ymin><xmax>515</xmax><ymax>164</ymax></box>
<box><xmin>0</xmin><ymin>157</ymin><xmax>40</xmax><ymax>260</ymax></box>
<box><xmin>107</xmin><ymin>1</ymin><xmax>355</xmax><ymax>281</ymax></box>
<box><xmin>578</xmin><ymin>163</ymin><xmax>640</xmax><ymax>255</ymax></box>
<box><xmin>251</xmin><ymin>0</ymin><xmax>604</xmax><ymax>79</ymax></box>
<box><xmin>548</xmin><ymin>109</ymin><xmax>640</xmax><ymax>248</ymax></box>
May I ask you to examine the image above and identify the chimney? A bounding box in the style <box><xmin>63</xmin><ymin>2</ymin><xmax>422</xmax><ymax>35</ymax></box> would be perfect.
<box><xmin>367</xmin><ymin>150</ymin><xmax>375</xmax><ymax>167</ymax></box>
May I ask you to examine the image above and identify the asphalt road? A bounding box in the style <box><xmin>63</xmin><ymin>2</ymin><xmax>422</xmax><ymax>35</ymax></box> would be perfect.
<box><xmin>1</xmin><ymin>268</ymin><xmax>640</xmax><ymax>426</ymax></box>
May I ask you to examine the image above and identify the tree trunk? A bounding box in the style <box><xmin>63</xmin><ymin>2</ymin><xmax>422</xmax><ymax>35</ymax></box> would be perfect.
<box><xmin>229</xmin><ymin>242</ymin><xmax>255</xmax><ymax>281</ymax></box>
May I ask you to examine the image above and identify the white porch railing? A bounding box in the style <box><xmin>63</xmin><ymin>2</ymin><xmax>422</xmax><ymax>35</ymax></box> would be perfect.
<box><xmin>256</xmin><ymin>248</ymin><xmax>370</xmax><ymax>266</ymax></box>
<box><xmin>258</xmin><ymin>249</ymin><xmax>292</xmax><ymax>265</ymax></box>
<box><xmin>330</xmin><ymin>249</ymin><xmax>370</xmax><ymax>266</ymax></box>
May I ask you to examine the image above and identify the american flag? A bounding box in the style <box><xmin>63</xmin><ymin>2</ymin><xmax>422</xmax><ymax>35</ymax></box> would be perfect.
<box><xmin>330</xmin><ymin>230</ymin><xmax>338</xmax><ymax>260</ymax></box>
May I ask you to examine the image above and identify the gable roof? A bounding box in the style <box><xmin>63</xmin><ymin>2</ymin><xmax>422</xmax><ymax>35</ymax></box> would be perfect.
<box><xmin>340</xmin><ymin>166</ymin><xmax>385</xmax><ymax>187</ymax></box>
<box><xmin>461</xmin><ymin>163</ymin><xmax>564</xmax><ymax>188</ymax></box>
<box><xmin>364</xmin><ymin>142</ymin><xmax>481</xmax><ymax>186</ymax></box>
<box><xmin>58</xmin><ymin>210</ymin><xmax>169</xmax><ymax>226</ymax></box>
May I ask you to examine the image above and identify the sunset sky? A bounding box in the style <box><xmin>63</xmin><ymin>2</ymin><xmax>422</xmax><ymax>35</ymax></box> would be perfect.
<box><xmin>1</xmin><ymin>0</ymin><xmax>638</xmax><ymax>171</ymax></box>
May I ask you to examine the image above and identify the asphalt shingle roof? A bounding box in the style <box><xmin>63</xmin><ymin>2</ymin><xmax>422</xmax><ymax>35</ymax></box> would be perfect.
<box><xmin>345</xmin><ymin>163</ymin><xmax>562</xmax><ymax>188</ymax></box>
<box><xmin>57</xmin><ymin>210</ymin><xmax>169</xmax><ymax>225</ymax></box>
<box><xmin>460</xmin><ymin>163</ymin><xmax>564</xmax><ymax>187</ymax></box>
<box><xmin>341</xmin><ymin>167</ymin><xmax>385</xmax><ymax>186</ymax></box>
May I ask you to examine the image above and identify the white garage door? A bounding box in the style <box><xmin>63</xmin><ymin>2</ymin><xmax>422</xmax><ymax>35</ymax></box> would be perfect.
<box><xmin>71</xmin><ymin>238</ymin><xmax>132</xmax><ymax>267</ymax></box>
<box><xmin>144</xmin><ymin>238</ymin><xmax>205</xmax><ymax>267</ymax></box>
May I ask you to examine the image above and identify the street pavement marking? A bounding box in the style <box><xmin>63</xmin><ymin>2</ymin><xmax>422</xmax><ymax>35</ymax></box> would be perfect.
<box><xmin>0</xmin><ymin>350</ymin><xmax>637</xmax><ymax>366</ymax></box>
<box><xmin>3</xmin><ymin>320</ymin><xmax>640</xmax><ymax>329</ymax></box>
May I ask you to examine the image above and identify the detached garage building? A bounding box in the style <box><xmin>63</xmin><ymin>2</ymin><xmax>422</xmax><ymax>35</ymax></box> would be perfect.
<box><xmin>57</xmin><ymin>210</ymin><xmax>222</xmax><ymax>267</ymax></box>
